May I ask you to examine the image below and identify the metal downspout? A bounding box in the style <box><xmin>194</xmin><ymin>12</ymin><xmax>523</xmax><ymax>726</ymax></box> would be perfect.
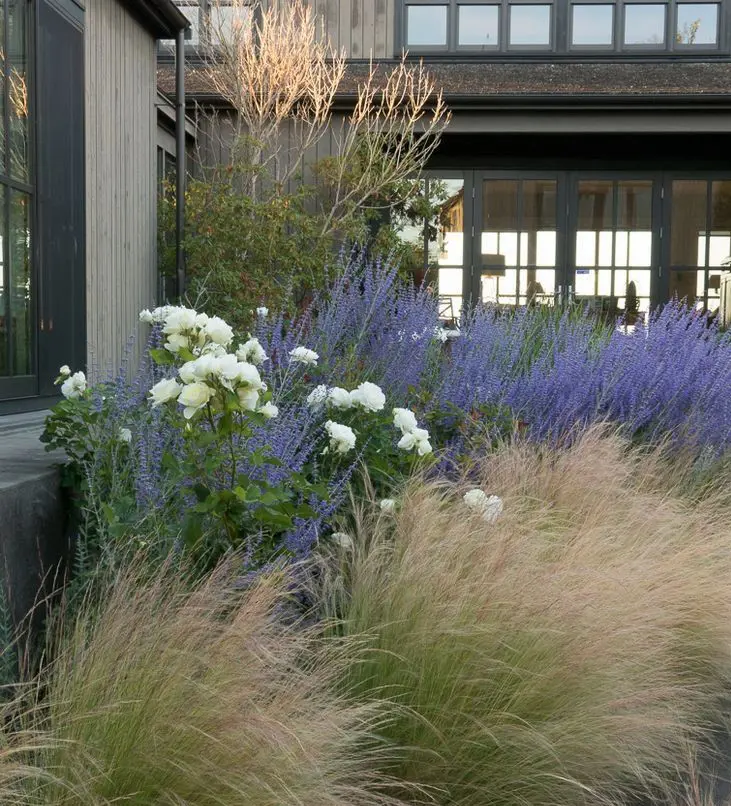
<box><xmin>175</xmin><ymin>27</ymin><xmax>186</xmax><ymax>297</ymax></box>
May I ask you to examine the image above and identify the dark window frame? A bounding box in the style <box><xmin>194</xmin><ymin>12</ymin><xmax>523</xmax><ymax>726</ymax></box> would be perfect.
<box><xmin>397</xmin><ymin>0</ymin><xmax>727</xmax><ymax>55</ymax></box>
<box><xmin>0</xmin><ymin>0</ymin><xmax>36</xmax><ymax>400</ymax></box>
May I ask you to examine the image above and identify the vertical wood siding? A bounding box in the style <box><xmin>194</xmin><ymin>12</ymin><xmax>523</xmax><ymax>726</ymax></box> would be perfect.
<box><xmin>85</xmin><ymin>0</ymin><xmax>157</xmax><ymax>377</ymax></box>
<box><xmin>272</xmin><ymin>0</ymin><xmax>395</xmax><ymax>59</ymax></box>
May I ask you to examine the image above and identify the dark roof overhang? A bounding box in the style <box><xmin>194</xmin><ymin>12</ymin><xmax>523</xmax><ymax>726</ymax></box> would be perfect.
<box><xmin>123</xmin><ymin>0</ymin><xmax>188</xmax><ymax>39</ymax></box>
<box><xmin>157</xmin><ymin>58</ymin><xmax>731</xmax><ymax>109</ymax></box>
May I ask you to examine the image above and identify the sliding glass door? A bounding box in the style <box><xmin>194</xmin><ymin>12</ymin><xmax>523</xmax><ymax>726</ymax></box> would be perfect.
<box><xmin>568</xmin><ymin>175</ymin><xmax>660</xmax><ymax>323</ymax></box>
<box><xmin>391</xmin><ymin>169</ymin><xmax>731</xmax><ymax>322</ymax></box>
<box><xmin>475</xmin><ymin>173</ymin><xmax>563</xmax><ymax>307</ymax></box>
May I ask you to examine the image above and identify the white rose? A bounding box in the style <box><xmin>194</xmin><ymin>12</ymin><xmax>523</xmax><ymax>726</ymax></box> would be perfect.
<box><xmin>416</xmin><ymin>438</ymin><xmax>432</xmax><ymax>456</ymax></box>
<box><xmin>379</xmin><ymin>498</ymin><xmax>396</xmax><ymax>513</ymax></box>
<box><xmin>328</xmin><ymin>387</ymin><xmax>353</xmax><ymax>410</ymax></box>
<box><xmin>139</xmin><ymin>309</ymin><xmax>154</xmax><ymax>324</ymax></box>
<box><xmin>211</xmin><ymin>353</ymin><xmax>241</xmax><ymax>390</ymax></box>
<box><xmin>60</xmin><ymin>371</ymin><xmax>87</xmax><ymax>400</ymax></box>
<box><xmin>325</xmin><ymin>420</ymin><xmax>356</xmax><ymax>454</ymax></box>
<box><xmin>258</xmin><ymin>402</ymin><xmax>279</xmax><ymax>419</ymax></box>
<box><xmin>393</xmin><ymin>408</ymin><xmax>418</xmax><ymax>434</ymax></box>
<box><xmin>463</xmin><ymin>490</ymin><xmax>503</xmax><ymax>524</ymax></box>
<box><xmin>238</xmin><ymin>387</ymin><xmax>259</xmax><ymax>411</ymax></box>
<box><xmin>204</xmin><ymin>316</ymin><xmax>234</xmax><ymax>347</ymax></box>
<box><xmin>194</xmin><ymin>313</ymin><xmax>209</xmax><ymax>329</ymax></box>
<box><xmin>200</xmin><ymin>342</ymin><xmax>227</xmax><ymax>357</ymax></box>
<box><xmin>349</xmin><ymin>381</ymin><xmax>386</xmax><ymax>413</ymax></box>
<box><xmin>163</xmin><ymin>307</ymin><xmax>197</xmax><ymax>334</ymax></box>
<box><xmin>164</xmin><ymin>333</ymin><xmax>189</xmax><ymax>354</ymax></box>
<box><xmin>289</xmin><ymin>346</ymin><xmax>319</xmax><ymax>366</ymax></box>
<box><xmin>256</xmin><ymin>306</ymin><xmax>269</xmax><ymax>318</ymax></box>
<box><xmin>330</xmin><ymin>532</ymin><xmax>353</xmax><ymax>550</ymax></box>
<box><xmin>149</xmin><ymin>377</ymin><xmax>182</xmax><ymax>407</ymax></box>
<box><xmin>118</xmin><ymin>427</ymin><xmax>132</xmax><ymax>444</ymax></box>
<box><xmin>433</xmin><ymin>326</ymin><xmax>449</xmax><ymax>344</ymax></box>
<box><xmin>235</xmin><ymin>361</ymin><xmax>263</xmax><ymax>390</ymax></box>
<box><xmin>307</xmin><ymin>384</ymin><xmax>328</xmax><ymax>409</ymax></box>
<box><xmin>178</xmin><ymin>382</ymin><xmax>214</xmax><ymax>419</ymax></box>
<box><xmin>151</xmin><ymin>305</ymin><xmax>173</xmax><ymax>323</ymax></box>
<box><xmin>397</xmin><ymin>426</ymin><xmax>431</xmax><ymax>453</ymax></box>
<box><xmin>236</xmin><ymin>338</ymin><xmax>268</xmax><ymax>366</ymax></box>
<box><xmin>58</xmin><ymin>365</ymin><xmax>71</xmax><ymax>377</ymax></box>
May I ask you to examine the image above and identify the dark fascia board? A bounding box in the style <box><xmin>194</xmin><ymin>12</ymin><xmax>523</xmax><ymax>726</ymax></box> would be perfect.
<box><xmin>329</xmin><ymin>92</ymin><xmax>731</xmax><ymax>110</ymax></box>
<box><xmin>123</xmin><ymin>0</ymin><xmax>188</xmax><ymax>39</ymax></box>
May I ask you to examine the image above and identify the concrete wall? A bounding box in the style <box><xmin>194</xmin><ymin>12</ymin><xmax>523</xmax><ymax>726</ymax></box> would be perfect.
<box><xmin>85</xmin><ymin>0</ymin><xmax>158</xmax><ymax>377</ymax></box>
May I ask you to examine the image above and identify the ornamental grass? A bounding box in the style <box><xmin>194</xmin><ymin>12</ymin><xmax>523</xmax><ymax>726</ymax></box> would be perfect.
<box><xmin>0</xmin><ymin>562</ymin><xmax>401</xmax><ymax>806</ymax></box>
<box><xmin>322</xmin><ymin>426</ymin><xmax>731</xmax><ymax>806</ymax></box>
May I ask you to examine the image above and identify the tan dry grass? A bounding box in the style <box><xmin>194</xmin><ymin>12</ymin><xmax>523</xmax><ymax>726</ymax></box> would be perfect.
<box><xmin>326</xmin><ymin>427</ymin><xmax>731</xmax><ymax>806</ymax></box>
<box><xmin>1</xmin><ymin>561</ymin><xmax>403</xmax><ymax>806</ymax></box>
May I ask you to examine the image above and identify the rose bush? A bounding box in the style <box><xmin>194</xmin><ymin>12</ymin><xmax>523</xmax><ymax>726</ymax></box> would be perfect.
<box><xmin>43</xmin><ymin>296</ymin><xmax>435</xmax><ymax>578</ymax></box>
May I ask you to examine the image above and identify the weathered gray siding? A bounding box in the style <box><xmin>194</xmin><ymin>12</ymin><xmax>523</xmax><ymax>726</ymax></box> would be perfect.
<box><xmin>273</xmin><ymin>0</ymin><xmax>396</xmax><ymax>59</ymax></box>
<box><xmin>85</xmin><ymin>0</ymin><xmax>157</xmax><ymax>377</ymax></box>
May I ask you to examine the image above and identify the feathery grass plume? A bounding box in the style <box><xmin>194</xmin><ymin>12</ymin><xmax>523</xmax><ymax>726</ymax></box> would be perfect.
<box><xmin>322</xmin><ymin>426</ymin><xmax>731</xmax><ymax>806</ymax></box>
<box><xmin>6</xmin><ymin>558</ymin><xmax>403</xmax><ymax>806</ymax></box>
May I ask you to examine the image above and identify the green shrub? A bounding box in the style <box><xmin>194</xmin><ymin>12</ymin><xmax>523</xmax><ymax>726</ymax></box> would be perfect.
<box><xmin>321</xmin><ymin>428</ymin><xmax>731</xmax><ymax>806</ymax></box>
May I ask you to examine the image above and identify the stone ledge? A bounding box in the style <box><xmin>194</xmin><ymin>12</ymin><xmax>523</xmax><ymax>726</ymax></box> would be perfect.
<box><xmin>0</xmin><ymin>412</ymin><xmax>68</xmax><ymax>630</ymax></box>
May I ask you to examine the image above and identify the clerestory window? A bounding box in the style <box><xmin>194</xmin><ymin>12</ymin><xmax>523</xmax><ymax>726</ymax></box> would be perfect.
<box><xmin>400</xmin><ymin>0</ymin><xmax>723</xmax><ymax>53</ymax></box>
<box><xmin>159</xmin><ymin>0</ymin><xmax>252</xmax><ymax>52</ymax></box>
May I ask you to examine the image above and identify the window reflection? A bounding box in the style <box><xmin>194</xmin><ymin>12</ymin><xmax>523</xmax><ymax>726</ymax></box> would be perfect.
<box><xmin>481</xmin><ymin>178</ymin><xmax>557</xmax><ymax>306</ymax></box>
<box><xmin>391</xmin><ymin>177</ymin><xmax>465</xmax><ymax>322</ymax></box>
<box><xmin>676</xmin><ymin>3</ymin><xmax>718</xmax><ymax>43</ymax></box>
<box><xmin>7</xmin><ymin>0</ymin><xmax>28</xmax><ymax>182</ymax></box>
<box><xmin>572</xmin><ymin>4</ymin><xmax>614</xmax><ymax>45</ymax></box>
<box><xmin>209</xmin><ymin>2</ymin><xmax>251</xmax><ymax>44</ymax></box>
<box><xmin>407</xmin><ymin>5</ymin><xmax>449</xmax><ymax>45</ymax></box>
<box><xmin>624</xmin><ymin>4</ymin><xmax>666</xmax><ymax>45</ymax></box>
<box><xmin>9</xmin><ymin>189</ymin><xmax>30</xmax><ymax>375</ymax></box>
<box><xmin>574</xmin><ymin>180</ymin><xmax>653</xmax><ymax>317</ymax></box>
<box><xmin>509</xmin><ymin>5</ymin><xmax>552</xmax><ymax>45</ymax></box>
<box><xmin>670</xmin><ymin>179</ymin><xmax>731</xmax><ymax>311</ymax></box>
<box><xmin>458</xmin><ymin>4</ymin><xmax>500</xmax><ymax>46</ymax></box>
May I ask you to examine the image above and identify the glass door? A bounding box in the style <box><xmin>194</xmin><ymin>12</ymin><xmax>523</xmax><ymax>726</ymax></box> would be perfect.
<box><xmin>391</xmin><ymin>172</ymin><xmax>471</xmax><ymax>325</ymax></box>
<box><xmin>568</xmin><ymin>176</ymin><xmax>659</xmax><ymax>323</ymax></box>
<box><xmin>665</xmin><ymin>177</ymin><xmax>731</xmax><ymax>315</ymax></box>
<box><xmin>475</xmin><ymin>173</ymin><xmax>562</xmax><ymax>308</ymax></box>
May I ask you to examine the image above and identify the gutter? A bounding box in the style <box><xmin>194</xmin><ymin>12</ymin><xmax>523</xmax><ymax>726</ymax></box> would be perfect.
<box><xmin>176</xmin><ymin>29</ymin><xmax>186</xmax><ymax>297</ymax></box>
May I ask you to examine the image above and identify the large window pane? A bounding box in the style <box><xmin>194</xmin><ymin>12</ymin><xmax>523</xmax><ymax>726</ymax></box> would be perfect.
<box><xmin>9</xmin><ymin>189</ymin><xmax>30</xmax><ymax>375</ymax></box>
<box><xmin>509</xmin><ymin>5</ymin><xmax>551</xmax><ymax>45</ymax></box>
<box><xmin>7</xmin><ymin>0</ymin><xmax>28</xmax><ymax>182</ymax></box>
<box><xmin>572</xmin><ymin>4</ymin><xmax>614</xmax><ymax>45</ymax></box>
<box><xmin>0</xmin><ymin>8</ymin><xmax>5</xmax><ymax>176</ymax></box>
<box><xmin>671</xmin><ymin>180</ymin><xmax>707</xmax><ymax>266</ymax></box>
<box><xmin>676</xmin><ymin>3</ymin><xmax>718</xmax><ymax>44</ymax></box>
<box><xmin>618</xmin><ymin>179</ymin><xmax>652</xmax><ymax>229</ymax></box>
<box><xmin>577</xmin><ymin>180</ymin><xmax>613</xmax><ymax>231</ymax></box>
<box><xmin>209</xmin><ymin>2</ymin><xmax>251</xmax><ymax>45</ymax></box>
<box><xmin>433</xmin><ymin>179</ymin><xmax>465</xmax><ymax>321</ymax></box>
<box><xmin>406</xmin><ymin>5</ymin><xmax>448</xmax><ymax>45</ymax></box>
<box><xmin>624</xmin><ymin>4</ymin><xmax>666</xmax><ymax>45</ymax></box>
<box><xmin>0</xmin><ymin>189</ymin><xmax>5</xmax><ymax>375</ymax></box>
<box><xmin>458</xmin><ymin>5</ymin><xmax>499</xmax><ymax>46</ymax></box>
<box><xmin>709</xmin><ymin>181</ymin><xmax>731</xmax><ymax>266</ymax></box>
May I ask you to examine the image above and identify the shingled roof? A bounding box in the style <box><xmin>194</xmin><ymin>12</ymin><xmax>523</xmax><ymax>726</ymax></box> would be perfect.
<box><xmin>158</xmin><ymin>59</ymin><xmax>731</xmax><ymax>103</ymax></box>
